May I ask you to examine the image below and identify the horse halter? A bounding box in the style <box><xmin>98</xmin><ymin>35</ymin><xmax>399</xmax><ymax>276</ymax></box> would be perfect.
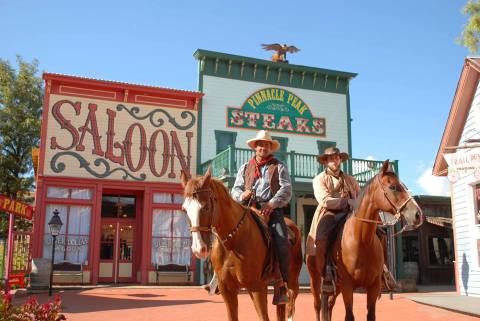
<box><xmin>188</xmin><ymin>188</ymin><xmax>215</xmax><ymax>233</ymax></box>
<box><xmin>188</xmin><ymin>187</ymin><xmax>249</xmax><ymax>245</ymax></box>
<box><xmin>354</xmin><ymin>174</ymin><xmax>413</xmax><ymax>226</ymax></box>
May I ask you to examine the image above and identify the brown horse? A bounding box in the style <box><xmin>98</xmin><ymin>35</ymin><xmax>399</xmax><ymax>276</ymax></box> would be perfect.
<box><xmin>180</xmin><ymin>168</ymin><xmax>303</xmax><ymax>321</ymax></box>
<box><xmin>306</xmin><ymin>161</ymin><xmax>424</xmax><ymax>321</ymax></box>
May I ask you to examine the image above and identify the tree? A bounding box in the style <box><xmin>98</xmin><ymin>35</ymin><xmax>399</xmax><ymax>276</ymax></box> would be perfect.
<box><xmin>458</xmin><ymin>0</ymin><xmax>480</xmax><ymax>53</ymax></box>
<box><xmin>0</xmin><ymin>56</ymin><xmax>43</xmax><ymax>237</ymax></box>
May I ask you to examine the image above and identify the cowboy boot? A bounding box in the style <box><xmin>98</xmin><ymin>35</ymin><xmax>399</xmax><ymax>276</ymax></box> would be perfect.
<box><xmin>272</xmin><ymin>281</ymin><xmax>289</xmax><ymax>305</ymax></box>
<box><xmin>382</xmin><ymin>264</ymin><xmax>398</xmax><ymax>291</ymax></box>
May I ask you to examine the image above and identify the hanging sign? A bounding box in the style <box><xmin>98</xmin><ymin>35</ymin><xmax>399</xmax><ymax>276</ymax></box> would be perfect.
<box><xmin>227</xmin><ymin>87</ymin><xmax>326</xmax><ymax>136</ymax></box>
<box><xmin>443</xmin><ymin>148</ymin><xmax>480</xmax><ymax>182</ymax></box>
<box><xmin>0</xmin><ymin>195</ymin><xmax>34</xmax><ymax>220</ymax></box>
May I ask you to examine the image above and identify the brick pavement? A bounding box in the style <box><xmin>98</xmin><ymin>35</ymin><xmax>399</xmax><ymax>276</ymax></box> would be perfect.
<box><xmin>13</xmin><ymin>288</ymin><xmax>479</xmax><ymax>321</ymax></box>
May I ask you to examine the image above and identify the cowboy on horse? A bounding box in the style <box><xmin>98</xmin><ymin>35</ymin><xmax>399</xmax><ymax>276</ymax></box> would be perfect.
<box><xmin>306</xmin><ymin>147</ymin><xmax>397</xmax><ymax>292</ymax></box>
<box><xmin>231</xmin><ymin>129</ymin><xmax>292</xmax><ymax>305</ymax></box>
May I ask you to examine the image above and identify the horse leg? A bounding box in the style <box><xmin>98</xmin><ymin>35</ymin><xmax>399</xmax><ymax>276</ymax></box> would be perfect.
<box><xmin>366</xmin><ymin>279</ymin><xmax>381</xmax><ymax>321</ymax></box>
<box><xmin>220</xmin><ymin>283</ymin><xmax>239</xmax><ymax>321</ymax></box>
<box><xmin>341</xmin><ymin>283</ymin><xmax>354</xmax><ymax>321</ymax></box>
<box><xmin>249</xmin><ymin>288</ymin><xmax>270</xmax><ymax>321</ymax></box>
<box><xmin>285</xmin><ymin>277</ymin><xmax>299</xmax><ymax>321</ymax></box>
<box><xmin>306</xmin><ymin>255</ymin><xmax>322</xmax><ymax>321</ymax></box>
<box><xmin>327</xmin><ymin>289</ymin><xmax>340</xmax><ymax>320</ymax></box>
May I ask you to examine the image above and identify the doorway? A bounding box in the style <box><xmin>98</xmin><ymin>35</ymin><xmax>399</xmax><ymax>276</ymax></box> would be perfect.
<box><xmin>98</xmin><ymin>195</ymin><xmax>137</xmax><ymax>283</ymax></box>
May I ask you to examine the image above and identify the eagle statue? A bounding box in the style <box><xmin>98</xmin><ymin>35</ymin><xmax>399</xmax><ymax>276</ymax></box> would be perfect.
<box><xmin>261</xmin><ymin>43</ymin><xmax>300</xmax><ymax>63</ymax></box>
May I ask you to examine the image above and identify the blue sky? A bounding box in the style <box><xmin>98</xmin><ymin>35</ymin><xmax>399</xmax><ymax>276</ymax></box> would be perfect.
<box><xmin>0</xmin><ymin>0</ymin><xmax>470</xmax><ymax>195</ymax></box>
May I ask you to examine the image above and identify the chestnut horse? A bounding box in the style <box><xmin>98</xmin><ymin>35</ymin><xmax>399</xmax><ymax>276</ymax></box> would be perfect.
<box><xmin>306</xmin><ymin>161</ymin><xmax>424</xmax><ymax>321</ymax></box>
<box><xmin>180</xmin><ymin>168</ymin><xmax>303</xmax><ymax>321</ymax></box>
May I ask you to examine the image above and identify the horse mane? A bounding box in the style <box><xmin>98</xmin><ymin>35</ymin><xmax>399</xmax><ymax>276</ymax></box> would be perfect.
<box><xmin>209</xmin><ymin>178</ymin><xmax>236</xmax><ymax>206</ymax></box>
<box><xmin>352</xmin><ymin>175</ymin><xmax>376</xmax><ymax>213</ymax></box>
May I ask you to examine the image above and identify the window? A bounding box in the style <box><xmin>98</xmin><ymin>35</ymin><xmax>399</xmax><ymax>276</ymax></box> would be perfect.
<box><xmin>153</xmin><ymin>193</ymin><xmax>183</xmax><ymax>204</ymax></box>
<box><xmin>101</xmin><ymin>195</ymin><xmax>136</xmax><ymax>218</ymax></box>
<box><xmin>473</xmin><ymin>184</ymin><xmax>480</xmax><ymax>266</ymax></box>
<box><xmin>272</xmin><ymin>136</ymin><xmax>288</xmax><ymax>162</ymax></box>
<box><xmin>317</xmin><ymin>140</ymin><xmax>337</xmax><ymax>172</ymax></box>
<box><xmin>43</xmin><ymin>186</ymin><xmax>92</xmax><ymax>265</ymax></box>
<box><xmin>151</xmin><ymin>209</ymin><xmax>191</xmax><ymax>267</ymax></box>
<box><xmin>215</xmin><ymin>130</ymin><xmax>237</xmax><ymax>154</ymax></box>
<box><xmin>428</xmin><ymin>236</ymin><xmax>454</xmax><ymax>265</ymax></box>
<box><xmin>43</xmin><ymin>204</ymin><xmax>91</xmax><ymax>264</ymax></box>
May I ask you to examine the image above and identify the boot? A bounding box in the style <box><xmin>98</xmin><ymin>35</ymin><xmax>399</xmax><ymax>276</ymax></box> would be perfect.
<box><xmin>382</xmin><ymin>264</ymin><xmax>398</xmax><ymax>291</ymax></box>
<box><xmin>321</xmin><ymin>264</ymin><xmax>335</xmax><ymax>293</ymax></box>
<box><xmin>272</xmin><ymin>282</ymin><xmax>289</xmax><ymax>305</ymax></box>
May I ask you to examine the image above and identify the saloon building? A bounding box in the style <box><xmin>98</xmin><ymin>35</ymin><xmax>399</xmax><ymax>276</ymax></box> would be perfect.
<box><xmin>31</xmin><ymin>50</ymin><xmax>404</xmax><ymax>286</ymax></box>
<box><xmin>32</xmin><ymin>73</ymin><xmax>202</xmax><ymax>285</ymax></box>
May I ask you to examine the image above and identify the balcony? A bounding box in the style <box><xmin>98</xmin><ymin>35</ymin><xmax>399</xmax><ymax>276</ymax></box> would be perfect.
<box><xmin>200</xmin><ymin>145</ymin><xmax>398</xmax><ymax>187</ymax></box>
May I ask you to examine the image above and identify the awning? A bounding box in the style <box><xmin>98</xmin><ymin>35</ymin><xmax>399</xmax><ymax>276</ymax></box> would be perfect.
<box><xmin>425</xmin><ymin>216</ymin><xmax>452</xmax><ymax>229</ymax></box>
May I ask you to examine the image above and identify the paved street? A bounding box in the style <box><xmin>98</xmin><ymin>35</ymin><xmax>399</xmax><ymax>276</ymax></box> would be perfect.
<box><xmin>13</xmin><ymin>287</ymin><xmax>479</xmax><ymax>321</ymax></box>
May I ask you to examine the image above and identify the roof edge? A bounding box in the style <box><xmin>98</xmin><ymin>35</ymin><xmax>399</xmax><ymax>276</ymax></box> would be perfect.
<box><xmin>193</xmin><ymin>49</ymin><xmax>358</xmax><ymax>79</ymax></box>
<box><xmin>432</xmin><ymin>58</ymin><xmax>480</xmax><ymax>176</ymax></box>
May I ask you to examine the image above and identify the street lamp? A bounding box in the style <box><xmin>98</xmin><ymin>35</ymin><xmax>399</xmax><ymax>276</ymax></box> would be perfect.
<box><xmin>48</xmin><ymin>209</ymin><xmax>63</xmax><ymax>296</ymax></box>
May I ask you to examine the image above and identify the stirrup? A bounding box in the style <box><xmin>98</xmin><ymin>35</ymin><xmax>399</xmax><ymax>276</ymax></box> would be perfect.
<box><xmin>321</xmin><ymin>265</ymin><xmax>335</xmax><ymax>294</ymax></box>
<box><xmin>272</xmin><ymin>285</ymin><xmax>289</xmax><ymax>305</ymax></box>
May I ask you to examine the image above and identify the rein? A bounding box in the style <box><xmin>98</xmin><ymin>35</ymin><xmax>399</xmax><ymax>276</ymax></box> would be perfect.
<box><xmin>353</xmin><ymin>174</ymin><xmax>413</xmax><ymax>234</ymax></box>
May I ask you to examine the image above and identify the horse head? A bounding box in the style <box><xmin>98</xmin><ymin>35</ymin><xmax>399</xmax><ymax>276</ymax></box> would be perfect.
<box><xmin>180</xmin><ymin>167</ymin><xmax>216</xmax><ymax>259</ymax></box>
<box><xmin>373</xmin><ymin>160</ymin><xmax>424</xmax><ymax>230</ymax></box>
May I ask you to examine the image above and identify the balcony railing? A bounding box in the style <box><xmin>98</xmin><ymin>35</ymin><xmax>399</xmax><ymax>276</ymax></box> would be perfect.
<box><xmin>200</xmin><ymin>146</ymin><xmax>398</xmax><ymax>187</ymax></box>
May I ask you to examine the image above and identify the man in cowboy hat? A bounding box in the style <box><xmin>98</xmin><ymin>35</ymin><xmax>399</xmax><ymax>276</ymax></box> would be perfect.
<box><xmin>231</xmin><ymin>129</ymin><xmax>292</xmax><ymax>305</ymax></box>
<box><xmin>306</xmin><ymin>147</ymin><xmax>397</xmax><ymax>291</ymax></box>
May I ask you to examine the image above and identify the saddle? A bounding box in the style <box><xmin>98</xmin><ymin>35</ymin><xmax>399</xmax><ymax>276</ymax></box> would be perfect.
<box><xmin>249</xmin><ymin>206</ymin><xmax>296</xmax><ymax>281</ymax></box>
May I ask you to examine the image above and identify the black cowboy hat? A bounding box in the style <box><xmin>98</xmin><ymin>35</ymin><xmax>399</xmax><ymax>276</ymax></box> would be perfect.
<box><xmin>317</xmin><ymin>147</ymin><xmax>349</xmax><ymax>164</ymax></box>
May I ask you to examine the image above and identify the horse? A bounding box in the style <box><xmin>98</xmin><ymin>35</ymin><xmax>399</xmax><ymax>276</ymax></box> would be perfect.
<box><xmin>306</xmin><ymin>160</ymin><xmax>424</xmax><ymax>321</ymax></box>
<box><xmin>180</xmin><ymin>168</ymin><xmax>303</xmax><ymax>321</ymax></box>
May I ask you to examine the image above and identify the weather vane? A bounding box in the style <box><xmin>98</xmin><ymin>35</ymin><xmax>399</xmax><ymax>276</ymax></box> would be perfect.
<box><xmin>261</xmin><ymin>43</ymin><xmax>300</xmax><ymax>63</ymax></box>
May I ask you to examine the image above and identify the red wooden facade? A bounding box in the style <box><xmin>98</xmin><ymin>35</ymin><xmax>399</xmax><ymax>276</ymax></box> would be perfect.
<box><xmin>33</xmin><ymin>73</ymin><xmax>203</xmax><ymax>285</ymax></box>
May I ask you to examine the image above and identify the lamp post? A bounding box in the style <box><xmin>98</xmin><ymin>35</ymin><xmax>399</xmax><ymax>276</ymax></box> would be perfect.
<box><xmin>48</xmin><ymin>209</ymin><xmax>63</xmax><ymax>296</ymax></box>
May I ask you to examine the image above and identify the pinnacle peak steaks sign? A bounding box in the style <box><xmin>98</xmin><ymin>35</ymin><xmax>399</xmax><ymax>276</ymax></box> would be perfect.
<box><xmin>227</xmin><ymin>88</ymin><xmax>326</xmax><ymax>136</ymax></box>
<box><xmin>44</xmin><ymin>95</ymin><xmax>197</xmax><ymax>182</ymax></box>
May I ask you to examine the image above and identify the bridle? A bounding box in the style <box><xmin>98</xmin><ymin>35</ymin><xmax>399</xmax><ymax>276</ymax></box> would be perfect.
<box><xmin>354</xmin><ymin>174</ymin><xmax>413</xmax><ymax>232</ymax></box>
<box><xmin>188</xmin><ymin>187</ymin><xmax>249</xmax><ymax>245</ymax></box>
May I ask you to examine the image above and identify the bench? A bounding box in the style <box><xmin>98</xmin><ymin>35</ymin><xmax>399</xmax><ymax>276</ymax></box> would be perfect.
<box><xmin>155</xmin><ymin>264</ymin><xmax>191</xmax><ymax>284</ymax></box>
<box><xmin>52</xmin><ymin>261</ymin><xmax>84</xmax><ymax>284</ymax></box>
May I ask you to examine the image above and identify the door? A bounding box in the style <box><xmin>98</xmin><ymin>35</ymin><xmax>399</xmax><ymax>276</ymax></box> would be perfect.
<box><xmin>98</xmin><ymin>194</ymin><xmax>137</xmax><ymax>283</ymax></box>
<box><xmin>99</xmin><ymin>222</ymin><xmax>135</xmax><ymax>283</ymax></box>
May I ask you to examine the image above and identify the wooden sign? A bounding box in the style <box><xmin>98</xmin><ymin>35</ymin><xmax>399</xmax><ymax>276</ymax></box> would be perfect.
<box><xmin>0</xmin><ymin>195</ymin><xmax>34</xmax><ymax>220</ymax></box>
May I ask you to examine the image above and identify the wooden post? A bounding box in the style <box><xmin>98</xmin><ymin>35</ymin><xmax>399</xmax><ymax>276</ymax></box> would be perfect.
<box><xmin>4</xmin><ymin>213</ymin><xmax>14</xmax><ymax>294</ymax></box>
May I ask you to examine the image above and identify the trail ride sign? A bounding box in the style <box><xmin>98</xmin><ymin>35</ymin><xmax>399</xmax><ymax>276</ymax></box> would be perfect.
<box><xmin>0</xmin><ymin>195</ymin><xmax>34</xmax><ymax>220</ymax></box>
<box><xmin>227</xmin><ymin>87</ymin><xmax>326</xmax><ymax>136</ymax></box>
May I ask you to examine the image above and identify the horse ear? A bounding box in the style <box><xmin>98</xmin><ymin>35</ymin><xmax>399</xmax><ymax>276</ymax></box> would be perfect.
<box><xmin>201</xmin><ymin>166</ymin><xmax>212</xmax><ymax>186</ymax></box>
<box><xmin>180</xmin><ymin>170</ymin><xmax>189</xmax><ymax>188</ymax></box>
<box><xmin>381</xmin><ymin>159</ymin><xmax>390</xmax><ymax>174</ymax></box>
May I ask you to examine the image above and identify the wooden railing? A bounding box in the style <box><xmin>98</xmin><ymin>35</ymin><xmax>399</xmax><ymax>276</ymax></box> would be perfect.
<box><xmin>200</xmin><ymin>146</ymin><xmax>398</xmax><ymax>187</ymax></box>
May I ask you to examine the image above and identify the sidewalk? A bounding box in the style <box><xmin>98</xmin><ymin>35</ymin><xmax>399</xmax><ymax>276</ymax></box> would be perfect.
<box><xmin>407</xmin><ymin>289</ymin><xmax>480</xmax><ymax>317</ymax></box>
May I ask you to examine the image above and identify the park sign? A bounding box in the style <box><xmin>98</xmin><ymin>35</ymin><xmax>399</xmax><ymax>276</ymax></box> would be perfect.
<box><xmin>0</xmin><ymin>195</ymin><xmax>34</xmax><ymax>220</ymax></box>
<box><xmin>227</xmin><ymin>88</ymin><xmax>326</xmax><ymax>137</ymax></box>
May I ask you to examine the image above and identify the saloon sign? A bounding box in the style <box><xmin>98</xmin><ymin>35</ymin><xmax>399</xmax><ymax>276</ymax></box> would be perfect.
<box><xmin>44</xmin><ymin>95</ymin><xmax>197</xmax><ymax>182</ymax></box>
<box><xmin>227</xmin><ymin>88</ymin><xmax>326</xmax><ymax>136</ymax></box>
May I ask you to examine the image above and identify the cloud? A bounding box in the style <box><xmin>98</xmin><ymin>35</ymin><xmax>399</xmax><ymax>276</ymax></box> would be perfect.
<box><xmin>365</xmin><ymin>155</ymin><xmax>376</xmax><ymax>160</ymax></box>
<box><xmin>416</xmin><ymin>167</ymin><xmax>450</xmax><ymax>196</ymax></box>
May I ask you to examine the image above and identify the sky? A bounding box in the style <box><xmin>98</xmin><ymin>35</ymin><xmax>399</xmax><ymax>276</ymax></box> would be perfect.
<box><xmin>0</xmin><ymin>0</ymin><xmax>471</xmax><ymax>196</ymax></box>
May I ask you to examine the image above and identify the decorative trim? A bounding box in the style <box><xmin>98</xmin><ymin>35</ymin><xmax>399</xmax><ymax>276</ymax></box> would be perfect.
<box><xmin>228</xmin><ymin>60</ymin><xmax>232</xmax><ymax>76</ymax></box>
<box><xmin>59</xmin><ymin>85</ymin><xmax>117</xmax><ymax>99</ymax></box>
<box><xmin>124</xmin><ymin>89</ymin><xmax>129</xmax><ymax>102</ymax></box>
<box><xmin>47</xmin><ymin>80</ymin><xmax>51</xmax><ymax>94</ymax></box>
<box><xmin>135</xmin><ymin>95</ymin><xmax>187</xmax><ymax>108</ymax></box>
<box><xmin>289</xmin><ymin>70</ymin><xmax>294</xmax><ymax>85</ymax></box>
<box><xmin>253</xmin><ymin>64</ymin><xmax>257</xmax><ymax>79</ymax></box>
<box><xmin>50</xmin><ymin>151</ymin><xmax>146</xmax><ymax>181</ymax></box>
<box><xmin>313</xmin><ymin>73</ymin><xmax>317</xmax><ymax>88</ymax></box>
<box><xmin>301</xmin><ymin>72</ymin><xmax>305</xmax><ymax>86</ymax></box>
<box><xmin>266</xmin><ymin>66</ymin><xmax>270</xmax><ymax>80</ymax></box>
<box><xmin>116</xmin><ymin>104</ymin><xmax>196</xmax><ymax>130</ymax></box>
<box><xmin>215</xmin><ymin>58</ymin><xmax>219</xmax><ymax>74</ymax></box>
<box><xmin>277</xmin><ymin>68</ymin><xmax>282</xmax><ymax>83</ymax></box>
<box><xmin>240</xmin><ymin>62</ymin><xmax>245</xmax><ymax>78</ymax></box>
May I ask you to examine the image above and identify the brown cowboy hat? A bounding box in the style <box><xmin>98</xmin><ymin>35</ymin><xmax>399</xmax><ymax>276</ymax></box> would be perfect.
<box><xmin>246</xmin><ymin>130</ymin><xmax>280</xmax><ymax>152</ymax></box>
<box><xmin>317</xmin><ymin>147</ymin><xmax>349</xmax><ymax>164</ymax></box>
